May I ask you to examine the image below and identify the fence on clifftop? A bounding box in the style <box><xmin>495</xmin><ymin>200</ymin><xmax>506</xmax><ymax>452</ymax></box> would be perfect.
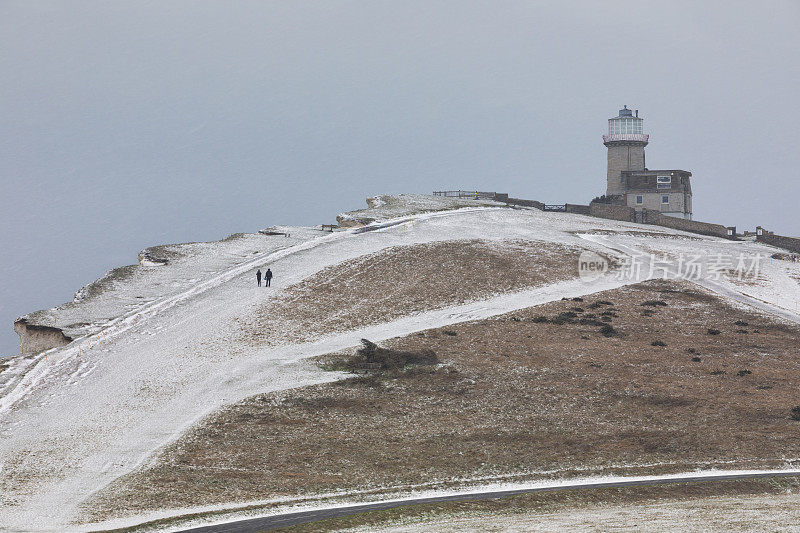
<box><xmin>430</xmin><ymin>190</ymin><xmax>738</xmax><ymax>241</ymax></box>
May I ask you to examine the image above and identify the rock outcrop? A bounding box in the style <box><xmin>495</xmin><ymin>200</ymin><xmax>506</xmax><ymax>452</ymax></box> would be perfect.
<box><xmin>13</xmin><ymin>319</ymin><xmax>72</xmax><ymax>356</ymax></box>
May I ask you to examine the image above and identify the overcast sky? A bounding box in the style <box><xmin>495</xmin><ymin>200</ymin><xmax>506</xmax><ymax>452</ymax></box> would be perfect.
<box><xmin>1</xmin><ymin>0</ymin><xmax>799</xmax><ymax>356</ymax></box>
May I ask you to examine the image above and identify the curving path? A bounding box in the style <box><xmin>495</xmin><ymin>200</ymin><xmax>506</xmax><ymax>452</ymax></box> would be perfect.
<box><xmin>174</xmin><ymin>470</ymin><xmax>800</xmax><ymax>533</ymax></box>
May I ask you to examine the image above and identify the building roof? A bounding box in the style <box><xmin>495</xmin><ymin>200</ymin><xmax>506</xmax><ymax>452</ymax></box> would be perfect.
<box><xmin>611</xmin><ymin>105</ymin><xmax>640</xmax><ymax>119</ymax></box>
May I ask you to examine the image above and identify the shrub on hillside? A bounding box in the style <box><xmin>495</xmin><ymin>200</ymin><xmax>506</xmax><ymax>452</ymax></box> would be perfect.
<box><xmin>651</xmin><ymin>340</ymin><xmax>667</xmax><ymax>347</ymax></box>
<box><xmin>708</xmin><ymin>328</ymin><xmax>721</xmax><ymax>335</ymax></box>
<box><xmin>791</xmin><ymin>406</ymin><xmax>800</xmax><ymax>421</ymax></box>
<box><xmin>353</xmin><ymin>339</ymin><xmax>438</xmax><ymax>371</ymax></box>
<box><xmin>641</xmin><ymin>300</ymin><xmax>668</xmax><ymax>307</ymax></box>
<box><xmin>600</xmin><ymin>324</ymin><xmax>618</xmax><ymax>337</ymax></box>
<box><xmin>552</xmin><ymin>311</ymin><xmax>578</xmax><ymax>325</ymax></box>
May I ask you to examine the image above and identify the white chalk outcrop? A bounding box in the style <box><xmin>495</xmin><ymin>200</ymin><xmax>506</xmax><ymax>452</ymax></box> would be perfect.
<box><xmin>12</xmin><ymin>227</ymin><xmax>324</xmax><ymax>356</ymax></box>
<box><xmin>336</xmin><ymin>194</ymin><xmax>501</xmax><ymax>227</ymax></box>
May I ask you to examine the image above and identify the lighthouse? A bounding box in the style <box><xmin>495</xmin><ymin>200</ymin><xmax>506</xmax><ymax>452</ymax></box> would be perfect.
<box><xmin>602</xmin><ymin>106</ymin><xmax>694</xmax><ymax>220</ymax></box>
<box><xmin>603</xmin><ymin>105</ymin><xmax>649</xmax><ymax>196</ymax></box>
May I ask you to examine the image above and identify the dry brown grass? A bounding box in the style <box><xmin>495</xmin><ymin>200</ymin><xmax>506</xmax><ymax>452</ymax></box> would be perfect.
<box><xmin>87</xmin><ymin>279</ymin><xmax>800</xmax><ymax>521</ymax></box>
<box><xmin>236</xmin><ymin>239</ymin><xmax>583</xmax><ymax>347</ymax></box>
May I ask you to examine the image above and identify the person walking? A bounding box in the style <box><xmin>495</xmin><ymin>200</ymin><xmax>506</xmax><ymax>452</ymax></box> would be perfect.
<box><xmin>264</xmin><ymin>268</ymin><xmax>273</xmax><ymax>287</ymax></box>
<box><xmin>256</xmin><ymin>269</ymin><xmax>262</xmax><ymax>287</ymax></box>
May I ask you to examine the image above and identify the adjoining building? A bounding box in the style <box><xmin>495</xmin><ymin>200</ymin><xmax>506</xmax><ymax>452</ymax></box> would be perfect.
<box><xmin>603</xmin><ymin>106</ymin><xmax>693</xmax><ymax>220</ymax></box>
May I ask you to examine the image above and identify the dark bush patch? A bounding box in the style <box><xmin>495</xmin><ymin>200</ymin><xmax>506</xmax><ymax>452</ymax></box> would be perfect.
<box><xmin>442</xmin><ymin>330</ymin><xmax>458</xmax><ymax>336</ymax></box>
<box><xmin>570</xmin><ymin>307</ymin><xmax>585</xmax><ymax>313</ymax></box>
<box><xmin>791</xmin><ymin>406</ymin><xmax>800</xmax><ymax>421</ymax></box>
<box><xmin>589</xmin><ymin>362</ymin><xmax>602</xmax><ymax>368</ymax></box>
<box><xmin>552</xmin><ymin>311</ymin><xmax>579</xmax><ymax>325</ymax></box>
<box><xmin>708</xmin><ymin>328</ymin><xmax>721</xmax><ymax>335</ymax></box>
<box><xmin>600</xmin><ymin>316</ymin><xmax>613</xmax><ymax>322</ymax></box>
<box><xmin>583</xmin><ymin>313</ymin><xmax>597</xmax><ymax>319</ymax></box>
<box><xmin>578</xmin><ymin>318</ymin><xmax>606</xmax><ymax>327</ymax></box>
<box><xmin>641</xmin><ymin>309</ymin><xmax>656</xmax><ymax>317</ymax></box>
<box><xmin>737</xmin><ymin>370</ymin><xmax>752</xmax><ymax>377</ymax></box>
<box><xmin>711</xmin><ymin>370</ymin><xmax>726</xmax><ymax>375</ymax></box>
<box><xmin>691</xmin><ymin>357</ymin><xmax>701</xmax><ymax>362</ymax></box>
<box><xmin>588</xmin><ymin>300</ymin><xmax>613</xmax><ymax>309</ymax></box>
<box><xmin>736</xmin><ymin>329</ymin><xmax>749</xmax><ymax>334</ymax></box>
<box><xmin>572</xmin><ymin>297</ymin><xmax>584</xmax><ymax>302</ymax></box>
<box><xmin>600</xmin><ymin>324</ymin><xmax>618</xmax><ymax>337</ymax></box>
<box><xmin>347</xmin><ymin>339</ymin><xmax>439</xmax><ymax>371</ymax></box>
<box><xmin>735</xmin><ymin>320</ymin><xmax>749</xmax><ymax>326</ymax></box>
<box><xmin>600</xmin><ymin>311</ymin><xmax>618</xmax><ymax>317</ymax></box>
<box><xmin>651</xmin><ymin>341</ymin><xmax>667</xmax><ymax>347</ymax></box>
<box><xmin>641</xmin><ymin>300</ymin><xmax>668</xmax><ymax>307</ymax></box>
<box><xmin>531</xmin><ymin>315</ymin><xmax>549</xmax><ymax>323</ymax></box>
<box><xmin>687</xmin><ymin>348</ymin><xmax>696</xmax><ymax>354</ymax></box>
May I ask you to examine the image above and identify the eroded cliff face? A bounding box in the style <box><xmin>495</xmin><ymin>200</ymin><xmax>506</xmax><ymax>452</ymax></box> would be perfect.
<box><xmin>13</xmin><ymin>319</ymin><xmax>72</xmax><ymax>355</ymax></box>
<box><xmin>11</xmin><ymin>226</ymin><xmax>327</xmax><ymax>357</ymax></box>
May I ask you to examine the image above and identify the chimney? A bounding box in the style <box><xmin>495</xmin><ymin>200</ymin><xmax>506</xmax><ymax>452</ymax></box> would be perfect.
<box><xmin>635</xmin><ymin>110</ymin><xmax>639</xmax><ymax>117</ymax></box>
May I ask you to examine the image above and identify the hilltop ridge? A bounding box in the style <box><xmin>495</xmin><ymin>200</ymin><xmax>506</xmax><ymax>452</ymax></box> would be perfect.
<box><xmin>1</xmin><ymin>194</ymin><xmax>799</xmax><ymax>532</ymax></box>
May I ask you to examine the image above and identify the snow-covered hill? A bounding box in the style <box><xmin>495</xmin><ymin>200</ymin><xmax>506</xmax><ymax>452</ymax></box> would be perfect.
<box><xmin>1</xmin><ymin>195</ymin><xmax>799</xmax><ymax>532</ymax></box>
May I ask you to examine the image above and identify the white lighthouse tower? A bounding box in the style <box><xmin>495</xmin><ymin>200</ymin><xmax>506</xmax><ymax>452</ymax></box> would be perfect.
<box><xmin>603</xmin><ymin>105</ymin><xmax>649</xmax><ymax>197</ymax></box>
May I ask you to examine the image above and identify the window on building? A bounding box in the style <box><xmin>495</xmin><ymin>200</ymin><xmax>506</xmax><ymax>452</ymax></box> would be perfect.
<box><xmin>636</xmin><ymin>195</ymin><xmax>643</xmax><ymax>204</ymax></box>
<box><xmin>662</xmin><ymin>195</ymin><xmax>669</xmax><ymax>204</ymax></box>
<box><xmin>657</xmin><ymin>183</ymin><xmax>671</xmax><ymax>189</ymax></box>
<box><xmin>609</xmin><ymin>117</ymin><xmax>644</xmax><ymax>135</ymax></box>
<box><xmin>657</xmin><ymin>176</ymin><xmax>671</xmax><ymax>183</ymax></box>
